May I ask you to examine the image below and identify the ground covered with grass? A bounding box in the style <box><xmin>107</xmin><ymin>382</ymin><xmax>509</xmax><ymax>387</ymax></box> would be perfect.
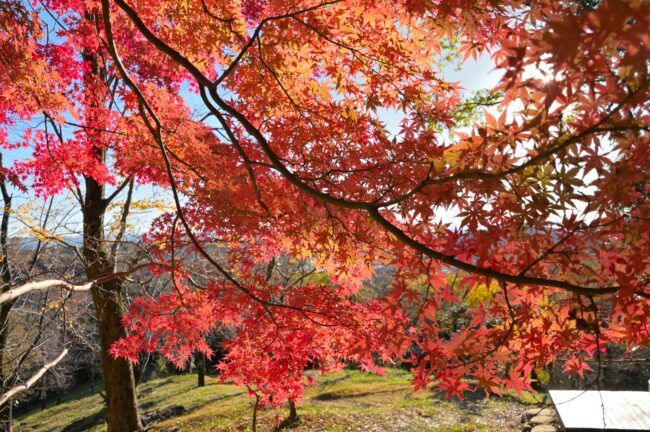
<box><xmin>16</xmin><ymin>369</ymin><xmax>547</xmax><ymax>431</ymax></box>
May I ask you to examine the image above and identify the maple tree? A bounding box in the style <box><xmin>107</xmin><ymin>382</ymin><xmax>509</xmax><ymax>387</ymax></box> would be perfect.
<box><xmin>1</xmin><ymin>1</ymin><xmax>160</xmax><ymax>430</ymax></box>
<box><xmin>2</xmin><ymin>0</ymin><xmax>650</xmax><ymax>430</ymax></box>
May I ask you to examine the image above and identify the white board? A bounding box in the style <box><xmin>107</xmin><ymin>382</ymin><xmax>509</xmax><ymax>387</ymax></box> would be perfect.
<box><xmin>549</xmin><ymin>390</ymin><xmax>650</xmax><ymax>430</ymax></box>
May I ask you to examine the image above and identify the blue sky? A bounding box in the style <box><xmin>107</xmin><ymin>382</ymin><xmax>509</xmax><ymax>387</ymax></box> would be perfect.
<box><xmin>2</xmin><ymin>49</ymin><xmax>500</xmax><ymax>237</ymax></box>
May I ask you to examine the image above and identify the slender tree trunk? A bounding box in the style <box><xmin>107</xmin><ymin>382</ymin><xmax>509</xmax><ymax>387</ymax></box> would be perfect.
<box><xmin>288</xmin><ymin>400</ymin><xmax>298</xmax><ymax>423</ymax></box>
<box><xmin>3</xmin><ymin>402</ymin><xmax>10</xmax><ymax>432</ymax></box>
<box><xmin>530</xmin><ymin>370</ymin><xmax>542</xmax><ymax>391</ymax></box>
<box><xmin>195</xmin><ymin>351</ymin><xmax>205</xmax><ymax>387</ymax></box>
<box><xmin>0</xmin><ymin>156</ymin><xmax>14</xmax><ymax>432</ymax></box>
<box><xmin>0</xmin><ymin>305</ymin><xmax>12</xmax><ymax>432</ymax></box>
<box><xmin>83</xmin><ymin>175</ymin><xmax>141</xmax><ymax>432</ymax></box>
<box><xmin>275</xmin><ymin>400</ymin><xmax>299</xmax><ymax>431</ymax></box>
<box><xmin>251</xmin><ymin>393</ymin><xmax>259</xmax><ymax>432</ymax></box>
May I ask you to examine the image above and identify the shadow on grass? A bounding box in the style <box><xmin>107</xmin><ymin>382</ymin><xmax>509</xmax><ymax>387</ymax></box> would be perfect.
<box><xmin>423</xmin><ymin>387</ymin><xmax>548</xmax><ymax>416</ymax></box>
<box><xmin>60</xmin><ymin>408</ymin><xmax>106</xmax><ymax>432</ymax></box>
<box><xmin>214</xmin><ymin>391</ymin><xmax>246</xmax><ymax>401</ymax></box>
<box><xmin>314</xmin><ymin>373</ymin><xmax>349</xmax><ymax>390</ymax></box>
<box><xmin>313</xmin><ymin>387</ymin><xmax>407</xmax><ymax>401</ymax></box>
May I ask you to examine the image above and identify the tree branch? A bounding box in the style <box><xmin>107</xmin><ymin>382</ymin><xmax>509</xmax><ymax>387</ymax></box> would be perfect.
<box><xmin>104</xmin><ymin>176</ymin><xmax>133</xmax><ymax>206</ymax></box>
<box><xmin>108</xmin><ymin>0</ymin><xmax>638</xmax><ymax>297</ymax></box>
<box><xmin>0</xmin><ymin>348</ymin><xmax>68</xmax><ymax>406</ymax></box>
<box><xmin>0</xmin><ymin>280</ymin><xmax>93</xmax><ymax>305</ymax></box>
<box><xmin>110</xmin><ymin>178</ymin><xmax>134</xmax><ymax>260</ymax></box>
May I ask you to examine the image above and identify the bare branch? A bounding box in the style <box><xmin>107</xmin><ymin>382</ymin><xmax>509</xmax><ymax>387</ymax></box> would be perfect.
<box><xmin>0</xmin><ymin>348</ymin><xmax>68</xmax><ymax>406</ymax></box>
<box><xmin>105</xmin><ymin>176</ymin><xmax>133</xmax><ymax>206</ymax></box>
<box><xmin>0</xmin><ymin>280</ymin><xmax>93</xmax><ymax>305</ymax></box>
<box><xmin>110</xmin><ymin>178</ymin><xmax>134</xmax><ymax>260</ymax></box>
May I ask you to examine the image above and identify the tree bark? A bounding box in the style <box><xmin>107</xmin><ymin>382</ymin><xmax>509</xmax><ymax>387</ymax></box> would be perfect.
<box><xmin>288</xmin><ymin>400</ymin><xmax>298</xmax><ymax>423</ymax></box>
<box><xmin>83</xmin><ymin>174</ymin><xmax>142</xmax><ymax>432</ymax></box>
<box><xmin>0</xmin><ymin>155</ymin><xmax>14</xmax><ymax>432</ymax></box>
<box><xmin>195</xmin><ymin>351</ymin><xmax>205</xmax><ymax>387</ymax></box>
<box><xmin>275</xmin><ymin>400</ymin><xmax>299</xmax><ymax>431</ymax></box>
<box><xmin>0</xmin><ymin>303</ymin><xmax>12</xmax><ymax>432</ymax></box>
<box><xmin>251</xmin><ymin>393</ymin><xmax>259</xmax><ymax>432</ymax></box>
<box><xmin>1</xmin><ymin>402</ymin><xmax>10</xmax><ymax>432</ymax></box>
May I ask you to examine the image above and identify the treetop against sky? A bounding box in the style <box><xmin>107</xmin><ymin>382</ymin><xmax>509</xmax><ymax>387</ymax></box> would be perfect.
<box><xmin>2</xmin><ymin>10</ymin><xmax>498</xmax><ymax>235</ymax></box>
<box><xmin>0</xmin><ymin>0</ymin><xmax>648</xmax><ymax>404</ymax></box>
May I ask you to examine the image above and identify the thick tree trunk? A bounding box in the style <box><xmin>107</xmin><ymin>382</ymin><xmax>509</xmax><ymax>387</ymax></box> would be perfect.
<box><xmin>195</xmin><ymin>351</ymin><xmax>205</xmax><ymax>387</ymax></box>
<box><xmin>83</xmin><ymin>175</ymin><xmax>141</xmax><ymax>432</ymax></box>
<box><xmin>90</xmin><ymin>283</ymin><xmax>141</xmax><ymax>432</ymax></box>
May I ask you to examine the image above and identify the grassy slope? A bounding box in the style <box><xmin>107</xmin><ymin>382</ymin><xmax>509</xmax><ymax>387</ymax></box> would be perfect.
<box><xmin>16</xmin><ymin>370</ymin><xmax>547</xmax><ymax>432</ymax></box>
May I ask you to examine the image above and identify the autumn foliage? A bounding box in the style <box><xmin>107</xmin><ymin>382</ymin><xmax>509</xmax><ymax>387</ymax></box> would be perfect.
<box><xmin>2</xmin><ymin>0</ymin><xmax>649</xmax><ymax>413</ymax></box>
